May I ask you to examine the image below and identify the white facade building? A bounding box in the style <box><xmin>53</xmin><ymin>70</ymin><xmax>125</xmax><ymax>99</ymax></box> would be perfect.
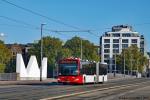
<box><xmin>100</xmin><ymin>25</ymin><xmax>144</xmax><ymax>72</ymax></box>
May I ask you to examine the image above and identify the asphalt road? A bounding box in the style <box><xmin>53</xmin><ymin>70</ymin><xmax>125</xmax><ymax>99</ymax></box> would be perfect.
<box><xmin>58</xmin><ymin>79</ymin><xmax>150</xmax><ymax>100</ymax></box>
<box><xmin>0</xmin><ymin>78</ymin><xmax>150</xmax><ymax>100</ymax></box>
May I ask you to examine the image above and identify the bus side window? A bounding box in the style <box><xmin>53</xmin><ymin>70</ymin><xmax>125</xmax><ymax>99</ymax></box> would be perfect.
<box><xmin>99</xmin><ymin>63</ymin><xmax>107</xmax><ymax>75</ymax></box>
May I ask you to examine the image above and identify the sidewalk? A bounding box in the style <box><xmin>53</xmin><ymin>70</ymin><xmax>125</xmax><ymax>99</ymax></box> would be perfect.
<box><xmin>0</xmin><ymin>77</ymin><xmax>137</xmax><ymax>85</ymax></box>
<box><xmin>0</xmin><ymin>78</ymin><xmax>57</xmax><ymax>85</ymax></box>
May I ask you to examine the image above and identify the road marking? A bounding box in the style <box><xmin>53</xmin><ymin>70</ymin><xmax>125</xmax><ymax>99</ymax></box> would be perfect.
<box><xmin>41</xmin><ymin>81</ymin><xmax>150</xmax><ymax>100</ymax></box>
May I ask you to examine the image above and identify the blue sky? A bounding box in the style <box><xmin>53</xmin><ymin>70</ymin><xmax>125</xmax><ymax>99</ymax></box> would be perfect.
<box><xmin>0</xmin><ymin>0</ymin><xmax>150</xmax><ymax>50</ymax></box>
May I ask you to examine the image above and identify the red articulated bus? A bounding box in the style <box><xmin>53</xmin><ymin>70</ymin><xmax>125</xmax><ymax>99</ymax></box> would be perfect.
<box><xmin>57</xmin><ymin>57</ymin><xmax>107</xmax><ymax>84</ymax></box>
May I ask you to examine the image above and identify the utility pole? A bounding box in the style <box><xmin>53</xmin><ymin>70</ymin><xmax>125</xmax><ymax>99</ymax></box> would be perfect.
<box><xmin>136</xmin><ymin>60</ymin><xmax>139</xmax><ymax>78</ymax></box>
<box><xmin>114</xmin><ymin>49</ymin><xmax>117</xmax><ymax>77</ymax></box>
<box><xmin>40</xmin><ymin>23</ymin><xmax>46</xmax><ymax>81</ymax></box>
<box><xmin>130</xmin><ymin>54</ymin><xmax>133</xmax><ymax>76</ymax></box>
<box><xmin>124</xmin><ymin>51</ymin><xmax>125</xmax><ymax>77</ymax></box>
<box><xmin>81</xmin><ymin>39</ymin><xmax>82</xmax><ymax>60</ymax></box>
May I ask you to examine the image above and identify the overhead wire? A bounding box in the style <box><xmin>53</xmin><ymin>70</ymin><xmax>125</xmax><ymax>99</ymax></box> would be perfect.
<box><xmin>0</xmin><ymin>15</ymin><xmax>73</xmax><ymax>38</ymax></box>
<box><xmin>2</xmin><ymin>0</ymin><xmax>150</xmax><ymax>38</ymax></box>
<box><xmin>1</xmin><ymin>0</ymin><xmax>82</xmax><ymax>30</ymax></box>
<box><xmin>0</xmin><ymin>15</ymin><xmax>96</xmax><ymax>39</ymax></box>
<box><xmin>0</xmin><ymin>16</ymin><xmax>38</xmax><ymax>28</ymax></box>
<box><xmin>0</xmin><ymin>15</ymin><xmax>62</xmax><ymax>32</ymax></box>
<box><xmin>1</xmin><ymin>0</ymin><xmax>99</xmax><ymax>37</ymax></box>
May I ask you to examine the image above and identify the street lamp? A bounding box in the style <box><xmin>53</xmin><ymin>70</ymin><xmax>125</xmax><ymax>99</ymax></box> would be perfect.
<box><xmin>40</xmin><ymin>23</ymin><xmax>46</xmax><ymax>81</ymax></box>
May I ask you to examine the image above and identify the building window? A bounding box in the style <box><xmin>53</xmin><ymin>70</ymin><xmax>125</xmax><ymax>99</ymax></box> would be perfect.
<box><xmin>140</xmin><ymin>44</ymin><xmax>144</xmax><ymax>48</ymax></box>
<box><xmin>104</xmin><ymin>39</ymin><xmax>110</xmax><ymax>43</ymax></box>
<box><xmin>104</xmin><ymin>44</ymin><xmax>110</xmax><ymax>48</ymax></box>
<box><xmin>122</xmin><ymin>39</ymin><xmax>128</xmax><ymax>43</ymax></box>
<box><xmin>113</xmin><ymin>49</ymin><xmax>119</xmax><ymax>53</ymax></box>
<box><xmin>113</xmin><ymin>44</ymin><xmax>119</xmax><ymax>48</ymax></box>
<box><xmin>104</xmin><ymin>33</ymin><xmax>110</xmax><ymax>37</ymax></box>
<box><xmin>104</xmin><ymin>49</ymin><xmax>110</xmax><ymax>53</ymax></box>
<box><xmin>132</xmin><ymin>39</ymin><xmax>137</xmax><ymax>43</ymax></box>
<box><xmin>122</xmin><ymin>33</ymin><xmax>131</xmax><ymax>37</ymax></box>
<box><xmin>112</xmin><ymin>60</ymin><xmax>115</xmax><ymax>64</ymax></box>
<box><xmin>112</xmin><ymin>65</ymin><xmax>115</xmax><ymax>71</ymax></box>
<box><xmin>113</xmin><ymin>39</ymin><xmax>119</xmax><ymax>43</ymax></box>
<box><xmin>122</xmin><ymin>44</ymin><xmax>128</xmax><ymax>49</ymax></box>
<box><xmin>140</xmin><ymin>41</ymin><xmax>144</xmax><ymax>44</ymax></box>
<box><xmin>104</xmin><ymin>60</ymin><xmax>110</xmax><ymax>64</ymax></box>
<box><xmin>104</xmin><ymin>54</ymin><xmax>109</xmax><ymax>59</ymax></box>
<box><xmin>112</xmin><ymin>33</ymin><xmax>120</xmax><ymax>37</ymax></box>
<box><xmin>113</xmin><ymin>55</ymin><xmax>115</xmax><ymax>59</ymax></box>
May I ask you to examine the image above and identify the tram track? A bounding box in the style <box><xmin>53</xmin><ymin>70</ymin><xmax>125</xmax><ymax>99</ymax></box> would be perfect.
<box><xmin>41</xmin><ymin>78</ymin><xmax>150</xmax><ymax>100</ymax></box>
<box><xmin>0</xmin><ymin>78</ymin><xmax>143</xmax><ymax>95</ymax></box>
<box><xmin>0</xmin><ymin>78</ymin><xmax>149</xmax><ymax>100</ymax></box>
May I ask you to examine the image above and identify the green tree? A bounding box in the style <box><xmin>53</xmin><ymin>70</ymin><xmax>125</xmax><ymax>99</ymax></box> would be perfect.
<box><xmin>117</xmin><ymin>45</ymin><xmax>148</xmax><ymax>73</ymax></box>
<box><xmin>64</xmin><ymin>36</ymin><xmax>100</xmax><ymax>62</ymax></box>
<box><xmin>0</xmin><ymin>41</ymin><xmax>12</xmax><ymax>73</ymax></box>
<box><xmin>56</xmin><ymin>48</ymin><xmax>72</xmax><ymax>61</ymax></box>
<box><xmin>29</xmin><ymin>36</ymin><xmax>72</xmax><ymax>77</ymax></box>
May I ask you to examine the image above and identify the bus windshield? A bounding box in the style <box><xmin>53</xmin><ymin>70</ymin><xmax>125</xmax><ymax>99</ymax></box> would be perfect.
<box><xmin>59</xmin><ymin>63</ymin><xmax>78</xmax><ymax>76</ymax></box>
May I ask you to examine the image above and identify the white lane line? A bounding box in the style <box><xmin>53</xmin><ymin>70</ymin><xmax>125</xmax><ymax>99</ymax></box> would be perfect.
<box><xmin>40</xmin><ymin>81</ymin><xmax>150</xmax><ymax>100</ymax></box>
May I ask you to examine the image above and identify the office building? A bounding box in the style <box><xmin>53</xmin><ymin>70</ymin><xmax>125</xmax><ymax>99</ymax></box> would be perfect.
<box><xmin>100</xmin><ymin>25</ymin><xmax>145</xmax><ymax>72</ymax></box>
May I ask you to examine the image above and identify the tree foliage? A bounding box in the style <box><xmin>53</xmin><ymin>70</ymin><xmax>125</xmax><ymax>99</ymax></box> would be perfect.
<box><xmin>0</xmin><ymin>42</ymin><xmax>12</xmax><ymax>73</ymax></box>
<box><xmin>56</xmin><ymin>48</ymin><xmax>72</xmax><ymax>61</ymax></box>
<box><xmin>29</xmin><ymin>36</ymin><xmax>61</xmax><ymax>64</ymax></box>
<box><xmin>28</xmin><ymin>36</ymin><xmax>100</xmax><ymax>77</ymax></box>
<box><xmin>64</xmin><ymin>36</ymin><xmax>100</xmax><ymax>62</ymax></box>
<box><xmin>28</xmin><ymin>36</ymin><xmax>72</xmax><ymax>77</ymax></box>
<box><xmin>116</xmin><ymin>45</ymin><xmax>148</xmax><ymax>73</ymax></box>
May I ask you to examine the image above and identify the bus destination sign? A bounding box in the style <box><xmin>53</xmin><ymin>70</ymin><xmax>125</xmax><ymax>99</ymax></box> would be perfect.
<box><xmin>60</xmin><ymin>60</ymin><xmax>77</xmax><ymax>64</ymax></box>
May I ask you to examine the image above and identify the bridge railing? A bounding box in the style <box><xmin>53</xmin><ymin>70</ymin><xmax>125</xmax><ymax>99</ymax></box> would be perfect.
<box><xmin>0</xmin><ymin>73</ymin><xmax>18</xmax><ymax>81</ymax></box>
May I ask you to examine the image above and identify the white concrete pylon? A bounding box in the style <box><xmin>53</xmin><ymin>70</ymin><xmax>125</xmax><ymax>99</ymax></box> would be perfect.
<box><xmin>42</xmin><ymin>57</ymin><xmax>47</xmax><ymax>78</ymax></box>
<box><xmin>16</xmin><ymin>54</ymin><xmax>27</xmax><ymax>78</ymax></box>
<box><xmin>16</xmin><ymin>54</ymin><xmax>47</xmax><ymax>80</ymax></box>
<box><xmin>26</xmin><ymin>56</ymin><xmax>40</xmax><ymax>79</ymax></box>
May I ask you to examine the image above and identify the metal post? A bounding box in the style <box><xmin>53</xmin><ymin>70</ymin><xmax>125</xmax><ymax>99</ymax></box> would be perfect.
<box><xmin>124</xmin><ymin>51</ymin><xmax>125</xmax><ymax>77</ymax></box>
<box><xmin>136</xmin><ymin>60</ymin><xmax>138</xmax><ymax>78</ymax></box>
<box><xmin>96</xmin><ymin>62</ymin><xmax>99</xmax><ymax>83</ymax></box>
<box><xmin>114</xmin><ymin>49</ymin><xmax>116</xmax><ymax>77</ymax></box>
<box><xmin>130</xmin><ymin>57</ymin><xmax>133</xmax><ymax>76</ymax></box>
<box><xmin>81</xmin><ymin>39</ymin><xmax>82</xmax><ymax>60</ymax></box>
<box><xmin>40</xmin><ymin>23</ymin><xmax>46</xmax><ymax>81</ymax></box>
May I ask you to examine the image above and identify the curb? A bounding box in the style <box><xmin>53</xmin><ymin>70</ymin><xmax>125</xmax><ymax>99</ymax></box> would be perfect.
<box><xmin>0</xmin><ymin>79</ymin><xmax>57</xmax><ymax>85</ymax></box>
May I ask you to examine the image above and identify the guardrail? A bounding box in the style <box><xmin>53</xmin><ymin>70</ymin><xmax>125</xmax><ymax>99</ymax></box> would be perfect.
<box><xmin>0</xmin><ymin>73</ymin><xmax>18</xmax><ymax>81</ymax></box>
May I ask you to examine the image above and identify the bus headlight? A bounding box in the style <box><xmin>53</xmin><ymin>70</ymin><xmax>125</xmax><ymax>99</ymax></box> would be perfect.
<box><xmin>74</xmin><ymin>78</ymin><xmax>79</xmax><ymax>81</ymax></box>
<box><xmin>57</xmin><ymin>78</ymin><xmax>60</xmax><ymax>81</ymax></box>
